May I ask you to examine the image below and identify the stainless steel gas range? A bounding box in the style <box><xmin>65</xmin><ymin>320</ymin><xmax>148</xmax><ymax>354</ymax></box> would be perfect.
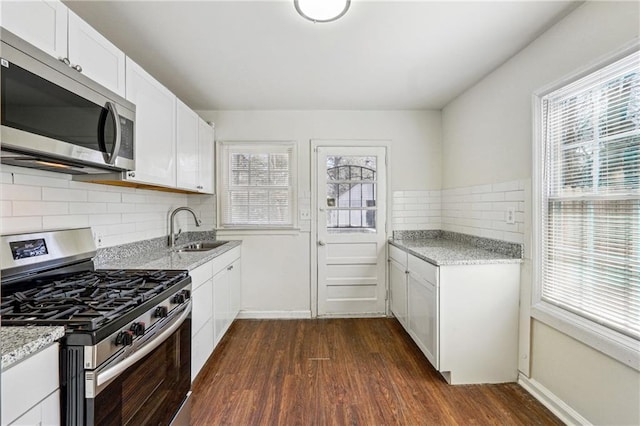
<box><xmin>0</xmin><ymin>228</ymin><xmax>192</xmax><ymax>426</ymax></box>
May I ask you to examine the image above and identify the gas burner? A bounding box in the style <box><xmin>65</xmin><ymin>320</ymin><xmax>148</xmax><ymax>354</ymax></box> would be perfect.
<box><xmin>1</xmin><ymin>269</ymin><xmax>189</xmax><ymax>331</ymax></box>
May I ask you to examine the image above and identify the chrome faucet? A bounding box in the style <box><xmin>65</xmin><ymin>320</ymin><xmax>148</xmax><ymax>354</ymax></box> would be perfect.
<box><xmin>169</xmin><ymin>207</ymin><xmax>201</xmax><ymax>248</ymax></box>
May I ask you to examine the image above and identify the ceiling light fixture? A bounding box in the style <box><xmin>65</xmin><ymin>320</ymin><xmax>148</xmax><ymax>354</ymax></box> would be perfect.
<box><xmin>294</xmin><ymin>0</ymin><xmax>351</xmax><ymax>23</ymax></box>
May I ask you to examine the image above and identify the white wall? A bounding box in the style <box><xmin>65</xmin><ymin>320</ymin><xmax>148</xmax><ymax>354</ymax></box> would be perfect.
<box><xmin>197</xmin><ymin>110</ymin><xmax>441</xmax><ymax>316</ymax></box>
<box><xmin>0</xmin><ymin>165</ymin><xmax>215</xmax><ymax>247</ymax></box>
<box><xmin>441</xmin><ymin>2</ymin><xmax>640</xmax><ymax>424</ymax></box>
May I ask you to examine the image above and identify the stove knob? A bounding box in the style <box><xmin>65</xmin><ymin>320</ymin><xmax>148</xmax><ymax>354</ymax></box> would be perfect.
<box><xmin>172</xmin><ymin>293</ymin><xmax>185</xmax><ymax>304</ymax></box>
<box><xmin>115</xmin><ymin>330</ymin><xmax>134</xmax><ymax>346</ymax></box>
<box><xmin>154</xmin><ymin>306</ymin><xmax>168</xmax><ymax>318</ymax></box>
<box><xmin>130</xmin><ymin>322</ymin><xmax>146</xmax><ymax>336</ymax></box>
<box><xmin>181</xmin><ymin>289</ymin><xmax>191</xmax><ymax>300</ymax></box>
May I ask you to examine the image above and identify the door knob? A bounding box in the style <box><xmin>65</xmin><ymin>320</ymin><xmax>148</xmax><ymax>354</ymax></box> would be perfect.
<box><xmin>318</xmin><ymin>240</ymin><xmax>326</xmax><ymax>246</ymax></box>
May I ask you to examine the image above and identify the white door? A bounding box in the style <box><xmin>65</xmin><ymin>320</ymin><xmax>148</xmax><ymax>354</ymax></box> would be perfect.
<box><xmin>316</xmin><ymin>146</ymin><xmax>387</xmax><ymax>316</ymax></box>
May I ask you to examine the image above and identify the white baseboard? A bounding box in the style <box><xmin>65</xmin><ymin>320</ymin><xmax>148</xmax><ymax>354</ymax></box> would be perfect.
<box><xmin>518</xmin><ymin>373</ymin><xmax>591</xmax><ymax>426</ymax></box>
<box><xmin>237</xmin><ymin>310</ymin><xmax>312</xmax><ymax>319</ymax></box>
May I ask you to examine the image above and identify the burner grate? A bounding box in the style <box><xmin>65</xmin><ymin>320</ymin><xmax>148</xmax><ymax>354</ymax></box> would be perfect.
<box><xmin>1</xmin><ymin>269</ymin><xmax>188</xmax><ymax>330</ymax></box>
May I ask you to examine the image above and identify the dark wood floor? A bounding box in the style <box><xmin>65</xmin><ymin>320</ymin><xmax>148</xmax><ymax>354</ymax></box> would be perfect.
<box><xmin>191</xmin><ymin>318</ymin><xmax>562</xmax><ymax>425</ymax></box>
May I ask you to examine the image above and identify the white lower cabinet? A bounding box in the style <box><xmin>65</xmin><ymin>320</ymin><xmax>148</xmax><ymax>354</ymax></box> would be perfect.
<box><xmin>407</xmin><ymin>270</ymin><xmax>438</xmax><ymax>369</ymax></box>
<box><xmin>190</xmin><ymin>245</ymin><xmax>242</xmax><ymax>382</ymax></box>
<box><xmin>389</xmin><ymin>260</ymin><xmax>408</xmax><ymax>331</ymax></box>
<box><xmin>1</xmin><ymin>344</ymin><xmax>60</xmax><ymax>425</ymax></box>
<box><xmin>389</xmin><ymin>244</ymin><xmax>520</xmax><ymax>385</ymax></box>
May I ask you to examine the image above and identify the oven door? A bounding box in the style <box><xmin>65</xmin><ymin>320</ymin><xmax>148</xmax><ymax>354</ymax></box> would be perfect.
<box><xmin>84</xmin><ymin>305</ymin><xmax>191</xmax><ymax>426</ymax></box>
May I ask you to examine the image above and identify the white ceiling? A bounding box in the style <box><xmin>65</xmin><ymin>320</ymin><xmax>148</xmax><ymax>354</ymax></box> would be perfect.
<box><xmin>64</xmin><ymin>0</ymin><xmax>580</xmax><ymax>111</ymax></box>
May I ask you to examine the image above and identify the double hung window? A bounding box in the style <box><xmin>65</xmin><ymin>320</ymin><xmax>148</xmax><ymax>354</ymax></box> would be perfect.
<box><xmin>535</xmin><ymin>50</ymin><xmax>639</xmax><ymax>359</ymax></box>
<box><xmin>218</xmin><ymin>141</ymin><xmax>296</xmax><ymax>228</ymax></box>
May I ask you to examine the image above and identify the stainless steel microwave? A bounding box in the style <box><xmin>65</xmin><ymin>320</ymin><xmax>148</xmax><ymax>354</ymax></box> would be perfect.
<box><xmin>0</xmin><ymin>29</ymin><xmax>135</xmax><ymax>174</ymax></box>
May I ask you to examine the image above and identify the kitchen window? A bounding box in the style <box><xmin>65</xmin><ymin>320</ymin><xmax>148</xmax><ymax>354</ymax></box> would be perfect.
<box><xmin>533</xmin><ymin>48</ymin><xmax>639</xmax><ymax>368</ymax></box>
<box><xmin>218</xmin><ymin>141</ymin><xmax>297</xmax><ymax>228</ymax></box>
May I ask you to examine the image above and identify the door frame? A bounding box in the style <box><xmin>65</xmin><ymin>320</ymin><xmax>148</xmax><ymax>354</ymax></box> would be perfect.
<box><xmin>310</xmin><ymin>139</ymin><xmax>392</xmax><ymax>318</ymax></box>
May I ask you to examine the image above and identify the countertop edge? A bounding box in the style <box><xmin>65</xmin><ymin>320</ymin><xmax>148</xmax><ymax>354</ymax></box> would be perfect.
<box><xmin>389</xmin><ymin>239</ymin><xmax>523</xmax><ymax>266</ymax></box>
<box><xmin>1</xmin><ymin>326</ymin><xmax>65</xmax><ymax>370</ymax></box>
<box><xmin>95</xmin><ymin>240</ymin><xmax>242</xmax><ymax>271</ymax></box>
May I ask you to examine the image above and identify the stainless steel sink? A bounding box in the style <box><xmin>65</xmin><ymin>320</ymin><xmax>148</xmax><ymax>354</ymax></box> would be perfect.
<box><xmin>173</xmin><ymin>241</ymin><xmax>228</xmax><ymax>252</ymax></box>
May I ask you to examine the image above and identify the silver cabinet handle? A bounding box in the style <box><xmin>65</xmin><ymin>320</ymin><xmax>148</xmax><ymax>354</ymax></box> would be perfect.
<box><xmin>58</xmin><ymin>57</ymin><xmax>70</xmax><ymax>65</ymax></box>
<box><xmin>318</xmin><ymin>240</ymin><xmax>326</xmax><ymax>246</ymax></box>
<box><xmin>72</xmin><ymin>64</ymin><xmax>82</xmax><ymax>72</ymax></box>
<box><xmin>128</xmin><ymin>171</ymin><xmax>136</xmax><ymax>178</ymax></box>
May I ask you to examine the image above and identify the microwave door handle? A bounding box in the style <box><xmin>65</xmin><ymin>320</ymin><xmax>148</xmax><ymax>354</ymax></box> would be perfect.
<box><xmin>104</xmin><ymin>101</ymin><xmax>122</xmax><ymax>165</ymax></box>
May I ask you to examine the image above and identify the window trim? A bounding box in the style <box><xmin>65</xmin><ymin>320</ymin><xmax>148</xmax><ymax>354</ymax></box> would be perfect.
<box><xmin>216</xmin><ymin>140</ymin><xmax>298</xmax><ymax>230</ymax></box>
<box><xmin>532</xmin><ymin>41</ymin><xmax>640</xmax><ymax>371</ymax></box>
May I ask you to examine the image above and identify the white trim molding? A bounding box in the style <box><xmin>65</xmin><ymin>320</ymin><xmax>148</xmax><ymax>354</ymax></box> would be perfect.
<box><xmin>518</xmin><ymin>373</ymin><xmax>592</xmax><ymax>426</ymax></box>
<box><xmin>237</xmin><ymin>310</ymin><xmax>312</xmax><ymax>319</ymax></box>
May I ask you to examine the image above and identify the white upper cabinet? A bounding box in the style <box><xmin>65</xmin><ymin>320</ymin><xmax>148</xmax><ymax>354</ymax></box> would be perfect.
<box><xmin>176</xmin><ymin>99</ymin><xmax>200</xmax><ymax>191</ymax></box>
<box><xmin>67</xmin><ymin>10</ymin><xmax>126</xmax><ymax>96</ymax></box>
<box><xmin>125</xmin><ymin>57</ymin><xmax>177</xmax><ymax>188</ymax></box>
<box><xmin>1</xmin><ymin>0</ymin><xmax>67</xmax><ymax>59</ymax></box>
<box><xmin>1</xmin><ymin>0</ymin><xmax>126</xmax><ymax>97</ymax></box>
<box><xmin>198</xmin><ymin>119</ymin><xmax>215</xmax><ymax>194</ymax></box>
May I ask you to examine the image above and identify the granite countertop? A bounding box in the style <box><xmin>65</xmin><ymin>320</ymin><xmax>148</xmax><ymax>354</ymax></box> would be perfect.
<box><xmin>1</xmin><ymin>326</ymin><xmax>65</xmax><ymax>370</ymax></box>
<box><xmin>390</xmin><ymin>233</ymin><xmax>522</xmax><ymax>266</ymax></box>
<box><xmin>95</xmin><ymin>239</ymin><xmax>242</xmax><ymax>271</ymax></box>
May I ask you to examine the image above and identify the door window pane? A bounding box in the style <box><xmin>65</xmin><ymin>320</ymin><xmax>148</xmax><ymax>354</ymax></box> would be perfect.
<box><xmin>325</xmin><ymin>155</ymin><xmax>377</xmax><ymax>231</ymax></box>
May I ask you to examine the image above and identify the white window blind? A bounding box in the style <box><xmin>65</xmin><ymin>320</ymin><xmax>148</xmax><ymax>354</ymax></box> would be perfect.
<box><xmin>219</xmin><ymin>142</ymin><xmax>296</xmax><ymax>227</ymax></box>
<box><xmin>540</xmin><ymin>50</ymin><xmax>640</xmax><ymax>340</ymax></box>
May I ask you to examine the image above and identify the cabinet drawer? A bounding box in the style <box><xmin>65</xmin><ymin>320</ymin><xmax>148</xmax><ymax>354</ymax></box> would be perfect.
<box><xmin>190</xmin><ymin>262</ymin><xmax>213</xmax><ymax>291</ymax></box>
<box><xmin>408</xmin><ymin>254</ymin><xmax>437</xmax><ymax>284</ymax></box>
<box><xmin>210</xmin><ymin>245</ymin><xmax>241</xmax><ymax>275</ymax></box>
<box><xmin>388</xmin><ymin>244</ymin><xmax>407</xmax><ymax>267</ymax></box>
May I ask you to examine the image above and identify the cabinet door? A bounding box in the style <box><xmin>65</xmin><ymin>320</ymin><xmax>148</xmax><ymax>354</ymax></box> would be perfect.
<box><xmin>228</xmin><ymin>258</ymin><xmax>241</xmax><ymax>321</ymax></box>
<box><xmin>176</xmin><ymin>99</ymin><xmax>199</xmax><ymax>191</ymax></box>
<box><xmin>389</xmin><ymin>258</ymin><xmax>408</xmax><ymax>330</ymax></box>
<box><xmin>197</xmin><ymin>119</ymin><xmax>215</xmax><ymax>194</ymax></box>
<box><xmin>212</xmin><ymin>266</ymin><xmax>230</xmax><ymax>347</ymax></box>
<box><xmin>192</xmin><ymin>278</ymin><xmax>213</xmax><ymax>337</ymax></box>
<box><xmin>0</xmin><ymin>0</ymin><xmax>68</xmax><ymax>59</ymax></box>
<box><xmin>67</xmin><ymin>10</ymin><xmax>125</xmax><ymax>96</ymax></box>
<box><xmin>125</xmin><ymin>57</ymin><xmax>176</xmax><ymax>187</ymax></box>
<box><xmin>192</xmin><ymin>319</ymin><xmax>214</xmax><ymax>382</ymax></box>
<box><xmin>408</xmin><ymin>273</ymin><xmax>438</xmax><ymax>369</ymax></box>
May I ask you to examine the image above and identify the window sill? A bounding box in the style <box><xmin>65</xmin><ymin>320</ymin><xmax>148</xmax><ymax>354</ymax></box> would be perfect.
<box><xmin>216</xmin><ymin>227</ymin><xmax>302</xmax><ymax>236</ymax></box>
<box><xmin>531</xmin><ymin>302</ymin><xmax>640</xmax><ymax>371</ymax></box>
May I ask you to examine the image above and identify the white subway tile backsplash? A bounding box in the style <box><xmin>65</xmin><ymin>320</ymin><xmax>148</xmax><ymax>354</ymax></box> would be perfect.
<box><xmin>13</xmin><ymin>201</ymin><xmax>68</xmax><ymax>216</ymax></box>
<box><xmin>88</xmin><ymin>190</ymin><xmax>121</xmax><ymax>203</ymax></box>
<box><xmin>1</xmin><ymin>200</ymin><xmax>12</xmax><ymax>216</ymax></box>
<box><xmin>13</xmin><ymin>173</ymin><xmax>70</xmax><ymax>188</ymax></box>
<box><xmin>1</xmin><ymin>167</ymin><xmax>213</xmax><ymax>248</ymax></box>
<box><xmin>1</xmin><ymin>184</ymin><xmax>41</xmax><ymax>201</ymax></box>
<box><xmin>43</xmin><ymin>214</ymin><xmax>89</xmax><ymax>229</ymax></box>
<box><xmin>69</xmin><ymin>202</ymin><xmax>107</xmax><ymax>215</ymax></box>
<box><xmin>42</xmin><ymin>187</ymin><xmax>87</xmax><ymax>202</ymax></box>
<box><xmin>399</xmin><ymin>179</ymin><xmax>527</xmax><ymax>243</ymax></box>
<box><xmin>0</xmin><ymin>216</ymin><xmax>43</xmax><ymax>234</ymax></box>
<box><xmin>89</xmin><ymin>214</ymin><xmax>122</xmax><ymax>226</ymax></box>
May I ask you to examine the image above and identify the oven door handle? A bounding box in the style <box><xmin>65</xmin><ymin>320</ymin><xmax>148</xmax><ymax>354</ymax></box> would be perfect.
<box><xmin>96</xmin><ymin>302</ymin><xmax>191</xmax><ymax>387</ymax></box>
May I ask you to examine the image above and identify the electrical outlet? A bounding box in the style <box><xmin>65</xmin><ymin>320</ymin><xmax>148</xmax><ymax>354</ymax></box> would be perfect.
<box><xmin>299</xmin><ymin>209</ymin><xmax>311</xmax><ymax>221</ymax></box>
<box><xmin>506</xmin><ymin>207</ymin><xmax>516</xmax><ymax>224</ymax></box>
<box><xmin>93</xmin><ymin>231</ymin><xmax>104</xmax><ymax>248</ymax></box>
